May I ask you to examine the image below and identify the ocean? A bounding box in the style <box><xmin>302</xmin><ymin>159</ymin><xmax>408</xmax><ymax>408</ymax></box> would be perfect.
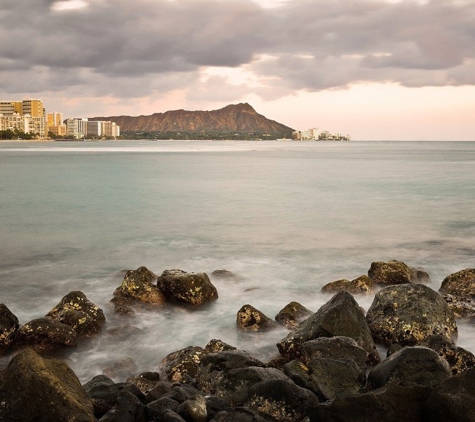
<box><xmin>1</xmin><ymin>140</ymin><xmax>474</xmax><ymax>382</ymax></box>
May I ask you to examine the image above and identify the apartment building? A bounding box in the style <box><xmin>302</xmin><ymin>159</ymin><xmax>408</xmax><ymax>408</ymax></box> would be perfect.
<box><xmin>0</xmin><ymin>99</ymin><xmax>47</xmax><ymax>136</ymax></box>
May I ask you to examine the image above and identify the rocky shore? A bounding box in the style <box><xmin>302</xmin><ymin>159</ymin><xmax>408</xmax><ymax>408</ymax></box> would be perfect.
<box><xmin>1</xmin><ymin>262</ymin><xmax>475</xmax><ymax>421</ymax></box>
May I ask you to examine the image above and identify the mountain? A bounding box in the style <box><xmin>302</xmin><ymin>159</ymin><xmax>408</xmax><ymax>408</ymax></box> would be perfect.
<box><xmin>92</xmin><ymin>103</ymin><xmax>293</xmax><ymax>137</ymax></box>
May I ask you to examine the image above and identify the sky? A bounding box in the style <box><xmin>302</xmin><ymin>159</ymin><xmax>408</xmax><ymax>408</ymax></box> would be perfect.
<box><xmin>1</xmin><ymin>0</ymin><xmax>474</xmax><ymax>140</ymax></box>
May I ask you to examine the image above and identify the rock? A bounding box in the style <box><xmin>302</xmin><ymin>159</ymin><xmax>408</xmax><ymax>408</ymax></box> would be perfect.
<box><xmin>368</xmin><ymin>260</ymin><xmax>430</xmax><ymax>285</ymax></box>
<box><xmin>321</xmin><ymin>275</ymin><xmax>375</xmax><ymax>295</ymax></box>
<box><xmin>421</xmin><ymin>335</ymin><xmax>475</xmax><ymax>375</ymax></box>
<box><xmin>103</xmin><ymin>357</ymin><xmax>138</xmax><ymax>381</ymax></box>
<box><xmin>283</xmin><ymin>360</ymin><xmax>311</xmax><ymax>390</ymax></box>
<box><xmin>0</xmin><ymin>304</ymin><xmax>19</xmax><ymax>355</ymax></box>
<box><xmin>99</xmin><ymin>390</ymin><xmax>148</xmax><ymax>422</ymax></box>
<box><xmin>16</xmin><ymin>317</ymin><xmax>77</xmax><ymax>353</ymax></box>
<box><xmin>144</xmin><ymin>380</ymin><xmax>173</xmax><ymax>404</ymax></box>
<box><xmin>439</xmin><ymin>268</ymin><xmax>475</xmax><ymax>298</ymax></box>
<box><xmin>211</xmin><ymin>407</ymin><xmax>275</xmax><ymax>421</ymax></box>
<box><xmin>205</xmin><ymin>339</ymin><xmax>236</xmax><ymax>353</ymax></box>
<box><xmin>46</xmin><ymin>291</ymin><xmax>105</xmax><ymax>337</ymax></box>
<box><xmin>277</xmin><ymin>291</ymin><xmax>380</xmax><ymax>365</ymax></box>
<box><xmin>105</xmin><ymin>325</ymin><xmax>144</xmax><ymax>341</ymax></box>
<box><xmin>308</xmin><ymin>358</ymin><xmax>366</xmax><ymax>400</ymax></box>
<box><xmin>367</xmin><ymin>346</ymin><xmax>452</xmax><ymax>390</ymax></box>
<box><xmin>126</xmin><ymin>371</ymin><xmax>160</xmax><ymax>394</ymax></box>
<box><xmin>441</xmin><ymin>294</ymin><xmax>475</xmax><ymax>320</ymax></box>
<box><xmin>366</xmin><ymin>284</ymin><xmax>457</xmax><ymax>347</ymax></box>
<box><xmin>176</xmin><ymin>394</ymin><xmax>207</xmax><ymax>422</ymax></box>
<box><xmin>300</xmin><ymin>336</ymin><xmax>368</xmax><ymax>372</ymax></box>
<box><xmin>211</xmin><ymin>269</ymin><xmax>237</xmax><ymax>279</ymax></box>
<box><xmin>154</xmin><ymin>408</ymin><xmax>186</xmax><ymax>421</ymax></box>
<box><xmin>162</xmin><ymin>384</ymin><xmax>203</xmax><ymax>404</ymax></box>
<box><xmin>422</xmin><ymin>368</ymin><xmax>475</xmax><ymax>422</ymax></box>
<box><xmin>237</xmin><ymin>304</ymin><xmax>278</xmax><ymax>332</ymax></box>
<box><xmin>205</xmin><ymin>396</ymin><xmax>232</xmax><ymax>420</ymax></box>
<box><xmin>0</xmin><ymin>348</ymin><xmax>94</xmax><ymax>422</ymax></box>
<box><xmin>246</xmin><ymin>379</ymin><xmax>320</xmax><ymax>422</ymax></box>
<box><xmin>274</xmin><ymin>301</ymin><xmax>313</xmax><ymax>329</ymax></box>
<box><xmin>157</xmin><ymin>269</ymin><xmax>218</xmax><ymax>306</ymax></box>
<box><xmin>158</xmin><ymin>346</ymin><xmax>207</xmax><ymax>383</ymax></box>
<box><xmin>146</xmin><ymin>396</ymin><xmax>179</xmax><ymax>420</ymax></box>
<box><xmin>111</xmin><ymin>266</ymin><xmax>165</xmax><ymax>314</ymax></box>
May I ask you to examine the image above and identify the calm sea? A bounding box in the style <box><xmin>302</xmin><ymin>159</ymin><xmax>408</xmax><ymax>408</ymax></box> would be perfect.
<box><xmin>1</xmin><ymin>140</ymin><xmax>474</xmax><ymax>381</ymax></box>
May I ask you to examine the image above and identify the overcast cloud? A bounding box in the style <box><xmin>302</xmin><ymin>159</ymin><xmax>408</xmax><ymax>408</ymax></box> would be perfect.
<box><xmin>1</xmin><ymin>0</ymin><xmax>475</xmax><ymax>106</ymax></box>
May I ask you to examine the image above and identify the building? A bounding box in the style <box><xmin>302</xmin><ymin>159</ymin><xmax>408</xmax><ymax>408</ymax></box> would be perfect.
<box><xmin>65</xmin><ymin>118</ymin><xmax>88</xmax><ymax>139</ymax></box>
<box><xmin>293</xmin><ymin>128</ymin><xmax>319</xmax><ymax>140</ymax></box>
<box><xmin>47</xmin><ymin>112</ymin><xmax>67</xmax><ymax>136</ymax></box>
<box><xmin>0</xmin><ymin>99</ymin><xmax>47</xmax><ymax>136</ymax></box>
<box><xmin>86</xmin><ymin>120</ymin><xmax>101</xmax><ymax>137</ymax></box>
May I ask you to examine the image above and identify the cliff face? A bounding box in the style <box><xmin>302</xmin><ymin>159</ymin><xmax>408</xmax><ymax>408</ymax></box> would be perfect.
<box><xmin>92</xmin><ymin>103</ymin><xmax>293</xmax><ymax>135</ymax></box>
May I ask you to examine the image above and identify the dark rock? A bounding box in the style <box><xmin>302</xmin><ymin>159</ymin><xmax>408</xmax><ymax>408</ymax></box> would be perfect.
<box><xmin>246</xmin><ymin>379</ymin><xmax>320</xmax><ymax>421</ymax></box>
<box><xmin>157</xmin><ymin>269</ymin><xmax>218</xmax><ymax>306</ymax></box>
<box><xmin>205</xmin><ymin>339</ymin><xmax>236</xmax><ymax>353</ymax></box>
<box><xmin>158</xmin><ymin>346</ymin><xmax>206</xmax><ymax>383</ymax></box>
<box><xmin>0</xmin><ymin>348</ymin><xmax>94</xmax><ymax>422</ymax></box>
<box><xmin>103</xmin><ymin>357</ymin><xmax>138</xmax><ymax>381</ymax></box>
<box><xmin>439</xmin><ymin>268</ymin><xmax>475</xmax><ymax>298</ymax></box>
<box><xmin>111</xmin><ymin>266</ymin><xmax>165</xmax><ymax>314</ymax></box>
<box><xmin>162</xmin><ymin>384</ymin><xmax>203</xmax><ymax>404</ymax></box>
<box><xmin>99</xmin><ymin>390</ymin><xmax>147</xmax><ymax>422</ymax></box>
<box><xmin>205</xmin><ymin>396</ymin><xmax>232</xmax><ymax>420</ymax></box>
<box><xmin>321</xmin><ymin>275</ymin><xmax>375</xmax><ymax>295</ymax></box>
<box><xmin>211</xmin><ymin>407</ymin><xmax>276</xmax><ymax>422</ymax></box>
<box><xmin>83</xmin><ymin>375</ymin><xmax>145</xmax><ymax>418</ymax></box>
<box><xmin>237</xmin><ymin>304</ymin><xmax>278</xmax><ymax>332</ymax></box>
<box><xmin>126</xmin><ymin>371</ymin><xmax>160</xmax><ymax>394</ymax></box>
<box><xmin>300</xmin><ymin>336</ymin><xmax>368</xmax><ymax>372</ymax></box>
<box><xmin>266</xmin><ymin>355</ymin><xmax>290</xmax><ymax>370</ymax></box>
<box><xmin>145</xmin><ymin>380</ymin><xmax>173</xmax><ymax>403</ymax></box>
<box><xmin>211</xmin><ymin>269</ymin><xmax>237</xmax><ymax>279</ymax></box>
<box><xmin>176</xmin><ymin>394</ymin><xmax>207</xmax><ymax>422</ymax></box>
<box><xmin>147</xmin><ymin>396</ymin><xmax>179</xmax><ymax>420</ymax></box>
<box><xmin>421</xmin><ymin>335</ymin><xmax>475</xmax><ymax>375</ymax></box>
<box><xmin>283</xmin><ymin>359</ymin><xmax>311</xmax><ymax>390</ymax></box>
<box><xmin>367</xmin><ymin>346</ymin><xmax>451</xmax><ymax>389</ymax></box>
<box><xmin>368</xmin><ymin>260</ymin><xmax>430</xmax><ymax>285</ymax></box>
<box><xmin>274</xmin><ymin>301</ymin><xmax>313</xmax><ymax>329</ymax></box>
<box><xmin>0</xmin><ymin>304</ymin><xmax>19</xmax><ymax>355</ymax></box>
<box><xmin>308</xmin><ymin>358</ymin><xmax>366</xmax><ymax>400</ymax></box>
<box><xmin>277</xmin><ymin>291</ymin><xmax>380</xmax><ymax>365</ymax></box>
<box><xmin>156</xmin><ymin>408</ymin><xmax>187</xmax><ymax>422</ymax></box>
<box><xmin>105</xmin><ymin>325</ymin><xmax>144</xmax><ymax>341</ymax></box>
<box><xmin>441</xmin><ymin>293</ymin><xmax>475</xmax><ymax>320</ymax></box>
<box><xmin>422</xmin><ymin>367</ymin><xmax>475</xmax><ymax>422</ymax></box>
<box><xmin>366</xmin><ymin>283</ymin><xmax>457</xmax><ymax>347</ymax></box>
<box><xmin>16</xmin><ymin>317</ymin><xmax>77</xmax><ymax>353</ymax></box>
<box><xmin>310</xmin><ymin>384</ymin><xmax>432</xmax><ymax>422</ymax></box>
<box><xmin>197</xmin><ymin>350</ymin><xmax>265</xmax><ymax>396</ymax></box>
<box><xmin>46</xmin><ymin>291</ymin><xmax>105</xmax><ymax>337</ymax></box>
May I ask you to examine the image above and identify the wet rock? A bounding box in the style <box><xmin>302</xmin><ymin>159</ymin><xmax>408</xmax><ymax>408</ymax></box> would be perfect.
<box><xmin>422</xmin><ymin>367</ymin><xmax>475</xmax><ymax>422</ymax></box>
<box><xmin>126</xmin><ymin>371</ymin><xmax>160</xmax><ymax>394</ymax></box>
<box><xmin>367</xmin><ymin>346</ymin><xmax>451</xmax><ymax>390</ymax></box>
<box><xmin>205</xmin><ymin>395</ymin><xmax>232</xmax><ymax>420</ymax></box>
<box><xmin>300</xmin><ymin>336</ymin><xmax>368</xmax><ymax>372</ymax></box>
<box><xmin>0</xmin><ymin>348</ymin><xmax>94</xmax><ymax>422</ymax></box>
<box><xmin>237</xmin><ymin>304</ymin><xmax>278</xmax><ymax>332</ymax></box>
<box><xmin>145</xmin><ymin>380</ymin><xmax>173</xmax><ymax>404</ymax></box>
<box><xmin>274</xmin><ymin>301</ymin><xmax>313</xmax><ymax>329</ymax></box>
<box><xmin>321</xmin><ymin>275</ymin><xmax>375</xmax><ymax>295</ymax></box>
<box><xmin>366</xmin><ymin>283</ymin><xmax>457</xmax><ymax>347</ymax></box>
<box><xmin>46</xmin><ymin>291</ymin><xmax>105</xmax><ymax>337</ymax></box>
<box><xmin>158</xmin><ymin>346</ymin><xmax>206</xmax><ymax>383</ymax></box>
<box><xmin>99</xmin><ymin>390</ymin><xmax>148</xmax><ymax>422</ymax></box>
<box><xmin>283</xmin><ymin>360</ymin><xmax>311</xmax><ymax>389</ymax></box>
<box><xmin>162</xmin><ymin>384</ymin><xmax>203</xmax><ymax>404</ymax></box>
<box><xmin>205</xmin><ymin>339</ymin><xmax>236</xmax><ymax>353</ymax></box>
<box><xmin>246</xmin><ymin>379</ymin><xmax>320</xmax><ymax>422</ymax></box>
<box><xmin>439</xmin><ymin>268</ymin><xmax>475</xmax><ymax>298</ymax></box>
<box><xmin>421</xmin><ymin>335</ymin><xmax>475</xmax><ymax>375</ymax></box>
<box><xmin>277</xmin><ymin>291</ymin><xmax>380</xmax><ymax>365</ymax></box>
<box><xmin>368</xmin><ymin>260</ymin><xmax>430</xmax><ymax>285</ymax></box>
<box><xmin>103</xmin><ymin>357</ymin><xmax>138</xmax><ymax>381</ymax></box>
<box><xmin>176</xmin><ymin>394</ymin><xmax>207</xmax><ymax>422</ymax></box>
<box><xmin>211</xmin><ymin>407</ymin><xmax>275</xmax><ymax>422</ymax></box>
<box><xmin>0</xmin><ymin>304</ymin><xmax>19</xmax><ymax>355</ymax></box>
<box><xmin>105</xmin><ymin>325</ymin><xmax>144</xmax><ymax>341</ymax></box>
<box><xmin>441</xmin><ymin>294</ymin><xmax>475</xmax><ymax>320</ymax></box>
<box><xmin>266</xmin><ymin>355</ymin><xmax>290</xmax><ymax>370</ymax></box>
<box><xmin>146</xmin><ymin>396</ymin><xmax>179</xmax><ymax>420</ymax></box>
<box><xmin>16</xmin><ymin>317</ymin><xmax>77</xmax><ymax>353</ymax></box>
<box><xmin>111</xmin><ymin>266</ymin><xmax>165</xmax><ymax>314</ymax></box>
<box><xmin>211</xmin><ymin>269</ymin><xmax>237</xmax><ymax>279</ymax></box>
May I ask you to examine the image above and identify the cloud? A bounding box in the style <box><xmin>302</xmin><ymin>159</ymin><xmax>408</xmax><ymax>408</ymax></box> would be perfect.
<box><xmin>1</xmin><ymin>0</ymin><xmax>474</xmax><ymax>105</ymax></box>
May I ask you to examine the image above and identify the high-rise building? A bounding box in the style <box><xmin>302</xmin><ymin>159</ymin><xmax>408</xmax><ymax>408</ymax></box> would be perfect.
<box><xmin>0</xmin><ymin>99</ymin><xmax>47</xmax><ymax>136</ymax></box>
<box><xmin>22</xmin><ymin>99</ymin><xmax>45</xmax><ymax>118</ymax></box>
<box><xmin>47</xmin><ymin>112</ymin><xmax>66</xmax><ymax>137</ymax></box>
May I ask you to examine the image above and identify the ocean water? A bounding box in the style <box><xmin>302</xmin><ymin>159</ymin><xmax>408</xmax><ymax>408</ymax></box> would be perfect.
<box><xmin>0</xmin><ymin>139</ymin><xmax>474</xmax><ymax>381</ymax></box>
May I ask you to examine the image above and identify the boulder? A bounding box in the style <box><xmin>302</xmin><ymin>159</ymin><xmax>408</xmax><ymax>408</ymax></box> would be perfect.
<box><xmin>46</xmin><ymin>291</ymin><xmax>105</xmax><ymax>337</ymax></box>
<box><xmin>283</xmin><ymin>360</ymin><xmax>311</xmax><ymax>390</ymax></box>
<box><xmin>158</xmin><ymin>346</ymin><xmax>207</xmax><ymax>383</ymax></box>
<box><xmin>211</xmin><ymin>407</ymin><xmax>275</xmax><ymax>421</ymax></box>
<box><xmin>245</xmin><ymin>379</ymin><xmax>320</xmax><ymax>422</ymax></box>
<box><xmin>16</xmin><ymin>317</ymin><xmax>77</xmax><ymax>353</ymax></box>
<box><xmin>204</xmin><ymin>339</ymin><xmax>236</xmax><ymax>353</ymax></box>
<box><xmin>205</xmin><ymin>396</ymin><xmax>232</xmax><ymax>421</ymax></box>
<box><xmin>439</xmin><ymin>268</ymin><xmax>475</xmax><ymax>298</ymax></box>
<box><xmin>126</xmin><ymin>371</ymin><xmax>161</xmax><ymax>394</ymax></box>
<box><xmin>321</xmin><ymin>275</ymin><xmax>375</xmax><ymax>295</ymax></box>
<box><xmin>422</xmin><ymin>368</ymin><xmax>475</xmax><ymax>422</ymax></box>
<box><xmin>0</xmin><ymin>304</ymin><xmax>19</xmax><ymax>355</ymax></box>
<box><xmin>157</xmin><ymin>269</ymin><xmax>218</xmax><ymax>306</ymax></box>
<box><xmin>99</xmin><ymin>390</ymin><xmax>148</xmax><ymax>422</ymax></box>
<box><xmin>441</xmin><ymin>294</ymin><xmax>475</xmax><ymax>320</ymax></box>
<box><xmin>367</xmin><ymin>346</ymin><xmax>451</xmax><ymax>390</ymax></box>
<box><xmin>366</xmin><ymin>284</ymin><xmax>457</xmax><ymax>347</ymax></box>
<box><xmin>146</xmin><ymin>396</ymin><xmax>179</xmax><ymax>420</ymax></box>
<box><xmin>176</xmin><ymin>394</ymin><xmax>207</xmax><ymax>422</ymax></box>
<box><xmin>211</xmin><ymin>269</ymin><xmax>238</xmax><ymax>279</ymax></box>
<box><xmin>0</xmin><ymin>348</ymin><xmax>94</xmax><ymax>422</ymax></box>
<box><xmin>421</xmin><ymin>335</ymin><xmax>475</xmax><ymax>375</ymax></box>
<box><xmin>237</xmin><ymin>304</ymin><xmax>278</xmax><ymax>332</ymax></box>
<box><xmin>277</xmin><ymin>291</ymin><xmax>380</xmax><ymax>365</ymax></box>
<box><xmin>144</xmin><ymin>380</ymin><xmax>173</xmax><ymax>404</ymax></box>
<box><xmin>103</xmin><ymin>357</ymin><xmax>138</xmax><ymax>381</ymax></box>
<box><xmin>368</xmin><ymin>260</ymin><xmax>430</xmax><ymax>285</ymax></box>
<box><xmin>274</xmin><ymin>301</ymin><xmax>313</xmax><ymax>329</ymax></box>
<box><xmin>111</xmin><ymin>266</ymin><xmax>165</xmax><ymax>314</ymax></box>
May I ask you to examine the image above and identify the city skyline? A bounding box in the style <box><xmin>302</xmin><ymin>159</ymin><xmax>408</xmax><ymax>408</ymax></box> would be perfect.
<box><xmin>1</xmin><ymin>0</ymin><xmax>474</xmax><ymax>140</ymax></box>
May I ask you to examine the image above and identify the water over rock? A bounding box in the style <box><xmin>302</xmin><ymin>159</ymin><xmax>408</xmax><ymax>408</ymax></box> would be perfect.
<box><xmin>366</xmin><ymin>283</ymin><xmax>457</xmax><ymax>347</ymax></box>
<box><xmin>237</xmin><ymin>304</ymin><xmax>278</xmax><ymax>332</ymax></box>
<box><xmin>439</xmin><ymin>268</ymin><xmax>475</xmax><ymax>297</ymax></box>
<box><xmin>368</xmin><ymin>260</ymin><xmax>430</xmax><ymax>285</ymax></box>
<box><xmin>274</xmin><ymin>301</ymin><xmax>313</xmax><ymax>329</ymax></box>
<box><xmin>321</xmin><ymin>275</ymin><xmax>375</xmax><ymax>295</ymax></box>
<box><xmin>0</xmin><ymin>303</ymin><xmax>19</xmax><ymax>356</ymax></box>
